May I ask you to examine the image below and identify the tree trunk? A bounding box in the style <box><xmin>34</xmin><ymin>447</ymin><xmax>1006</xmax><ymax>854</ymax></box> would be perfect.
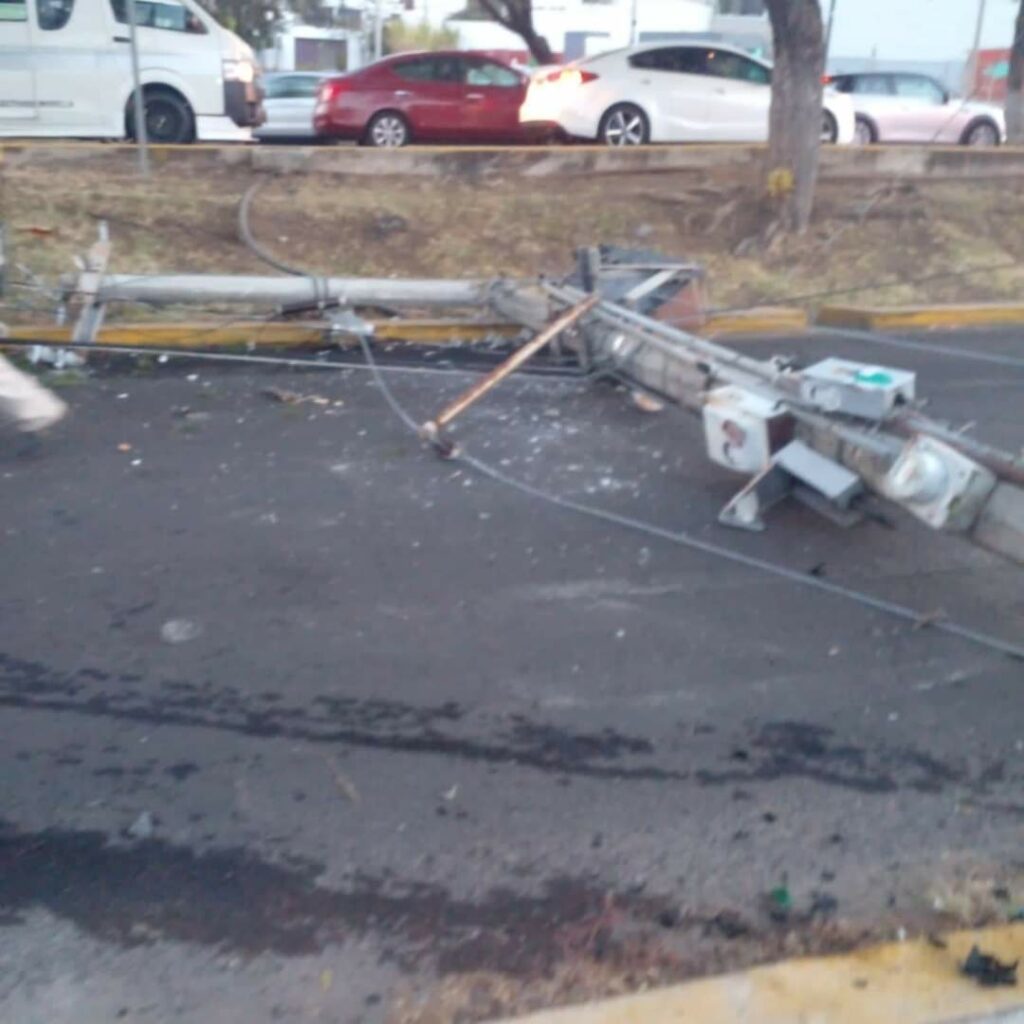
<box><xmin>1008</xmin><ymin>0</ymin><xmax>1024</xmax><ymax>144</ymax></box>
<box><xmin>764</xmin><ymin>0</ymin><xmax>825</xmax><ymax>234</ymax></box>
<box><xmin>518</xmin><ymin>23</ymin><xmax>554</xmax><ymax>65</ymax></box>
<box><xmin>478</xmin><ymin>0</ymin><xmax>554</xmax><ymax>65</ymax></box>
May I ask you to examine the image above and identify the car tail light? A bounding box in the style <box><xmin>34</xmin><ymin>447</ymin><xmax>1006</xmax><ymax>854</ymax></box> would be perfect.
<box><xmin>822</xmin><ymin>75</ymin><xmax>834</xmax><ymax>85</ymax></box>
<box><xmin>318</xmin><ymin>79</ymin><xmax>348</xmax><ymax>104</ymax></box>
<box><xmin>543</xmin><ymin>68</ymin><xmax>599</xmax><ymax>86</ymax></box>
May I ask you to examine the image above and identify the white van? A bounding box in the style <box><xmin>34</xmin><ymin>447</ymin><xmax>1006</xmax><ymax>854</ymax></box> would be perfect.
<box><xmin>0</xmin><ymin>0</ymin><xmax>263</xmax><ymax>142</ymax></box>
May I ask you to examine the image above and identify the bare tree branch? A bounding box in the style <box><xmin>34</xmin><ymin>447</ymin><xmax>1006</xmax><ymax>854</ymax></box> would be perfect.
<box><xmin>473</xmin><ymin>0</ymin><xmax>554</xmax><ymax>64</ymax></box>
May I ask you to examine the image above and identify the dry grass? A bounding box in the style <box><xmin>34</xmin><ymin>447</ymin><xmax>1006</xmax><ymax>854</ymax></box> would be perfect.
<box><xmin>5</xmin><ymin>162</ymin><xmax>1024</xmax><ymax>327</ymax></box>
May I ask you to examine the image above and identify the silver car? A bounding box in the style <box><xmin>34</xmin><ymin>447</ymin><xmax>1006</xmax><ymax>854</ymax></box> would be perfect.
<box><xmin>827</xmin><ymin>72</ymin><xmax>1006</xmax><ymax>147</ymax></box>
<box><xmin>255</xmin><ymin>72</ymin><xmax>329</xmax><ymax>142</ymax></box>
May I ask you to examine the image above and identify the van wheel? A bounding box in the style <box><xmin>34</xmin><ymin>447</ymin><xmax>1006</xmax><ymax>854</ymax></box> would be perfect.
<box><xmin>126</xmin><ymin>90</ymin><xmax>195</xmax><ymax>145</ymax></box>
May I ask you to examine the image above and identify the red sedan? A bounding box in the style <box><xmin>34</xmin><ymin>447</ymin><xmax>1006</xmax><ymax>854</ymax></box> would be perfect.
<box><xmin>313</xmin><ymin>51</ymin><xmax>532</xmax><ymax>146</ymax></box>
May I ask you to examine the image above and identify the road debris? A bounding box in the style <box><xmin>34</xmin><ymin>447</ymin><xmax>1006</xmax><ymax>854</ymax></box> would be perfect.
<box><xmin>124</xmin><ymin>811</ymin><xmax>155</xmax><ymax>840</ymax></box>
<box><xmin>764</xmin><ymin>884</ymin><xmax>793</xmax><ymax>923</ymax></box>
<box><xmin>631</xmin><ymin>390</ymin><xmax>665</xmax><ymax>414</ymax></box>
<box><xmin>325</xmin><ymin>756</ymin><xmax>360</xmax><ymax>804</ymax></box>
<box><xmin>160</xmin><ymin>619</ymin><xmax>204</xmax><ymax>645</ymax></box>
<box><xmin>419</xmin><ymin>296</ymin><xmax>597</xmax><ymax>450</ymax></box>
<box><xmin>262</xmin><ymin>386</ymin><xmax>330</xmax><ymax>407</ymax></box>
<box><xmin>26</xmin><ymin>345</ymin><xmax>83</xmax><ymax>369</ymax></box>
<box><xmin>961</xmin><ymin>945</ymin><xmax>1019</xmax><ymax>987</ymax></box>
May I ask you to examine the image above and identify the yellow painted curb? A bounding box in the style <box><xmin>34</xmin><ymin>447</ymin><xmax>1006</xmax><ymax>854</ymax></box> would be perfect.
<box><xmin>701</xmin><ymin>307</ymin><xmax>809</xmax><ymax>337</ymax></box>
<box><xmin>496</xmin><ymin>925</ymin><xmax>1024</xmax><ymax>1024</ymax></box>
<box><xmin>4</xmin><ymin>320</ymin><xmax>523</xmax><ymax>348</ymax></box>
<box><xmin>818</xmin><ymin>304</ymin><xmax>1024</xmax><ymax>331</ymax></box>
<box><xmin>2</xmin><ymin>312</ymin><xmax>806</xmax><ymax>350</ymax></box>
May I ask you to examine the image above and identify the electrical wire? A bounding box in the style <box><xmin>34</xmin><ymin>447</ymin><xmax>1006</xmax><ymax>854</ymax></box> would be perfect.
<box><xmin>0</xmin><ymin>335</ymin><xmax>583</xmax><ymax>380</ymax></box>
<box><xmin>815</xmin><ymin>324</ymin><xmax>1024</xmax><ymax>371</ymax></box>
<box><xmin>238</xmin><ymin>180</ymin><xmax>308</xmax><ymax>278</ymax></box>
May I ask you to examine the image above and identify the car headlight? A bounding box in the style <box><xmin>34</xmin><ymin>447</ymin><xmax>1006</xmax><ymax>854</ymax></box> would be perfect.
<box><xmin>223</xmin><ymin>59</ymin><xmax>255</xmax><ymax>84</ymax></box>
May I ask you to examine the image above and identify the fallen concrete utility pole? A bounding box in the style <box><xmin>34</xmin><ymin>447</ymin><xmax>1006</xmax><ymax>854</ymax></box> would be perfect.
<box><xmin>531</xmin><ymin>260</ymin><xmax>1024</xmax><ymax>568</ymax></box>
<box><xmin>56</xmin><ymin>228</ymin><xmax>1024</xmax><ymax>569</ymax></box>
<box><xmin>84</xmin><ymin>274</ymin><xmax>493</xmax><ymax>308</ymax></box>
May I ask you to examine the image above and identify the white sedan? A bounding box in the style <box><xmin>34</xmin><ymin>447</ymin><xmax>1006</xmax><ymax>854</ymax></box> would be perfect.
<box><xmin>520</xmin><ymin>44</ymin><xmax>855</xmax><ymax>146</ymax></box>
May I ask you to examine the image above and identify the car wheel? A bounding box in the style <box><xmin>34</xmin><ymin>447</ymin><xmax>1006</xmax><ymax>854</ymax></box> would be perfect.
<box><xmin>962</xmin><ymin>119</ymin><xmax>1000</xmax><ymax>147</ymax></box>
<box><xmin>854</xmin><ymin>116</ymin><xmax>876</xmax><ymax>146</ymax></box>
<box><xmin>599</xmin><ymin>104</ymin><xmax>650</xmax><ymax>146</ymax></box>
<box><xmin>364</xmin><ymin>111</ymin><xmax>411</xmax><ymax>148</ymax></box>
<box><xmin>821</xmin><ymin>110</ymin><xmax>838</xmax><ymax>144</ymax></box>
<box><xmin>127</xmin><ymin>90</ymin><xmax>195</xmax><ymax>144</ymax></box>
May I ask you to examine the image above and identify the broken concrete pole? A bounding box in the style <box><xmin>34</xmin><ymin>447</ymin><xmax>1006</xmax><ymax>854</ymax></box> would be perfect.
<box><xmin>971</xmin><ymin>482</ymin><xmax>1024</xmax><ymax>565</ymax></box>
<box><xmin>91</xmin><ymin>275</ymin><xmax>493</xmax><ymax>308</ymax></box>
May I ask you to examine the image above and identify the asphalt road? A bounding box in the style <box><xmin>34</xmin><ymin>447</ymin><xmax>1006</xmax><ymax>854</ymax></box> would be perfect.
<box><xmin>1</xmin><ymin>329</ymin><xmax>1023</xmax><ymax>1024</ymax></box>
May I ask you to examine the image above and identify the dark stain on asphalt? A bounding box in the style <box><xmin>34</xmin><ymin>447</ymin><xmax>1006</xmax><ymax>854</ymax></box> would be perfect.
<box><xmin>695</xmin><ymin>721</ymin><xmax>1008</xmax><ymax>798</ymax></box>
<box><xmin>0</xmin><ymin>820</ymin><xmax>674</xmax><ymax>974</ymax></box>
<box><xmin>0</xmin><ymin>652</ymin><xmax>681</xmax><ymax>782</ymax></box>
<box><xmin>165</xmin><ymin>762</ymin><xmax>200</xmax><ymax>782</ymax></box>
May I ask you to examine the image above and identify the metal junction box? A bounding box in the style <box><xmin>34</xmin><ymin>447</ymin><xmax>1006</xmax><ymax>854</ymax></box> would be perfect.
<box><xmin>799</xmin><ymin>359</ymin><xmax>916</xmax><ymax>420</ymax></box>
<box><xmin>703</xmin><ymin>386</ymin><xmax>793</xmax><ymax>474</ymax></box>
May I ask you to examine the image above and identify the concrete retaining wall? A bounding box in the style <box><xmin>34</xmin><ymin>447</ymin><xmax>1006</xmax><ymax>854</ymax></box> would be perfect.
<box><xmin>5</xmin><ymin>141</ymin><xmax>1024</xmax><ymax>180</ymax></box>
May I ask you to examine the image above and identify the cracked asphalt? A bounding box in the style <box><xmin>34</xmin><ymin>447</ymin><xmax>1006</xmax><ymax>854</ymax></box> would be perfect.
<box><xmin>1</xmin><ymin>328</ymin><xmax>1022</xmax><ymax>1023</ymax></box>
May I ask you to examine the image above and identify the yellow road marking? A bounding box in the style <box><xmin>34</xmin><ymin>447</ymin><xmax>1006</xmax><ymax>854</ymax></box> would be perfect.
<box><xmin>494</xmin><ymin>925</ymin><xmax>1024</xmax><ymax>1024</ymax></box>
<box><xmin>818</xmin><ymin>304</ymin><xmax>1024</xmax><ymax>331</ymax></box>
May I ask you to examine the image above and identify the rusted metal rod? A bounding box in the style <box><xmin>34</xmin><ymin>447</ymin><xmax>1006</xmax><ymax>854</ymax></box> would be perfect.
<box><xmin>421</xmin><ymin>295</ymin><xmax>598</xmax><ymax>443</ymax></box>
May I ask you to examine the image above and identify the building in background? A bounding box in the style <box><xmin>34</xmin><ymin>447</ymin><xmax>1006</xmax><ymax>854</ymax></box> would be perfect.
<box><xmin>968</xmin><ymin>48</ymin><xmax>1010</xmax><ymax>101</ymax></box>
<box><xmin>398</xmin><ymin>0</ymin><xmax>715</xmax><ymax>64</ymax></box>
<box><xmin>261</xmin><ymin>3</ymin><xmax>365</xmax><ymax>72</ymax></box>
<box><xmin>710</xmin><ymin>0</ymin><xmax>770</xmax><ymax>57</ymax></box>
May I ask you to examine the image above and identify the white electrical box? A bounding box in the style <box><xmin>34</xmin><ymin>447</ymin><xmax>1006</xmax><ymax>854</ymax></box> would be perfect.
<box><xmin>703</xmin><ymin>386</ymin><xmax>793</xmax><ymax>474</ymax></box>
<box><xmin>799</xmin><ymin>359</ymin><xmax>916</xmax><ymax>420</ymax></box>
<box><xmin>884</xmin><ymin>435</ymin><xmax>997</xmax><ymax>531</ymax></box>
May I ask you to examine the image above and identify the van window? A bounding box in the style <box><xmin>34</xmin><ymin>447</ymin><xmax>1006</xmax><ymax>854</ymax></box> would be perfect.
<box><xmin>0</xmin><ymin>0</ymin><xmax>27</xmax><ymax>21</ymax></box>
<box><xmin>109</xmin><ymin>0</ymin><xmax>205</xmax><ymax>32</ymax></box>
<box><xmin>37</xmin><ymin>0</ymin><xmax>74</xmax><ymax>30</ymax></box>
